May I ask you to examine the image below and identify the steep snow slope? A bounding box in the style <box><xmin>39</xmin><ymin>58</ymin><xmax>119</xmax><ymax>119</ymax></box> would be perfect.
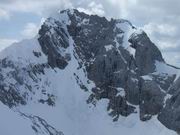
<box><xmin>0</xmin><ymin>102</ymin><xmax>63</xmax><ymax>135</ymax></box>
<box><xmin>0</xmin><ymin>102</ymin><xmax>35</xmax><ymax>135</ymax></box>
<box><xmin>0</xmin><ymin>9</ymin><xmax>179</xmax><ymax>135</ymax></box>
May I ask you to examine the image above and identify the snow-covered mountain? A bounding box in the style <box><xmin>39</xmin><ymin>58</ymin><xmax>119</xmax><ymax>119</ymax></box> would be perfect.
<box><xmin>0</xmin><ymin>9</ymin><xmax>180</xmax><ymax>135</ymax></box>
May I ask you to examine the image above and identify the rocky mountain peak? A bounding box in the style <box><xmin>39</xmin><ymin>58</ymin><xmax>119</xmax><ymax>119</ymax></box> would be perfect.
<box><xmin>39</xmin><ymin>9</ymin><xmax>165</xmax><ymax>75</ymax></box>
<box><xmin>0</xmin><ymin>8</ymin><xmax>180</xmax><ymax>135</ymax></box>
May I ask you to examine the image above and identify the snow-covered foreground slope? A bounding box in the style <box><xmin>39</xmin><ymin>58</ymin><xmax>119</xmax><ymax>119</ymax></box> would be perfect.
<box><xmin>0</xmin><ymin>102</ymin><xmax>63</xmax><ymax>135</ymax></box>
<box><xmin>0</xmin><ymin>9</ymin><xmax>180</xmax><ymax>135</ymax></box>
<box><xmin>0</xmin><ymin>102</ymin><xmax>35</xmax><ymax>135</ymax></box>
<box><xmin>0</xmin><ymin>80</ymin><xmax>177</xmax><ymax>135</ymax></box>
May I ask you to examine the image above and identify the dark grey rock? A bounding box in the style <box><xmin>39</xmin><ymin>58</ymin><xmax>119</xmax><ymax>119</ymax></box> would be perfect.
<box><xmin>129</xmin><ymin>31</ymin><xmax>164</xmax><ymax>75</ymax></box>
<box><xmin>158</xmin><ymin>91</ymin><xmax>180</xmax><ymax>132</ymax></box>
<box><xmin>0</xmin><ymin>85</ymin><xmax>26</xmax><ymax>107</ymax></box>
<box><xmin>158</xmin><ymin>77</ymin><xmax>180</xmax><ymax>133</ymax></box>
<box><xmin>62</xmin><ymin>9</ymin><xmax>172</xmax><ymax>121</ymax></box>
<box><xmin>38</xmin><ymin>18</ymin><xmax>70</xmax><ymax>69</ymax></box>
<box><xmin>125</xmin><ymin>71</ymin><xmax>140</xmax><ymax>105</ymax></box>
<box><xmin>0</xmin><ymin>58</ymin><xmax>53</xmax><ymax>107</ymax></box>
<box><xmin>168</xmin><ymin>76</ymin><xmax>180</xmax><ymax>94</ymax></box>
<box><xmin>108</xmin><ymin>95</ymin><xmax>136</xmax><ymax>121</ymax></box>
<box><xmin>151</xmin><ymin>73</ymin><xmax>176</xmax><ymax>92</ymax></box>
<box><xmin>64</xmin><ymin>10</ymin><xmax>139</xmax><ymax>119</ymax></box>
<box><xmin>140</xmin><ymin>79</ymin><xmax>165</xmax><ymax>121</ymax></box>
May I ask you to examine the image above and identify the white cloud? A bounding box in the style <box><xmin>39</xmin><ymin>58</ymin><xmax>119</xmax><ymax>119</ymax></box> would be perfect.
<box><xmin>0</xmin><ymin>38</ymin><xmax>18</xmax><ymax>51</ymax></box>
<box><xmin>0</xmin><ymin>8</ymin><xmax>10</xmax><ymax>20</ymax></box>
<box><xmin>87</xmin><ymin>2</ymin><xmax>105</xmax><ymax>16</ymax></box>
<box><xmin>143</xmin><ymin>23</ymin><xmax>177</xmax><ymax>36</ymax></box>
<box><xmin>21</xmin><ymin>22</ymin><xmax>39</xmax><ymax>38</ymax></box>
<box><xmin>163</xmin><ymin>52</ymin><xmax>180</xmax><ymax>67</ymax></box>
<box><xmin>0</xmin><ymin>0</ymin><xmax>73</xmax><ymax>17</ymax></box>
<box><xmin>142</xmin><ymin>22</ymin><xmax>180</xmax><ymax>67</ymax></box>
<box><xmin>77</xmin><ymin>1</ymin><xmax>105</xmax><ymax>16</ymax></box>
<box><xmin>142</xmin><ymin>23</ymin><xmax>179</xmax><ymax>49</ymax></box>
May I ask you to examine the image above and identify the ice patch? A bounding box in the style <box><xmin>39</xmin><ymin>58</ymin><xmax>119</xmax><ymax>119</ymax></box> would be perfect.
<box><xmin>116</xmin><ymin>87</ymin><xmax>125</xmax><ymax>97</ymax></box>
<box><xmin>141</xmin><ymin>75</ymin><xmax>153</xmax><ymax>81</ymax></box>
<box><xmin>104</xmin><ymin>44</ymin><xmax>114</xmax><ymax>51</ymax></box>
<box><xmin>163</xmin><ymin>94</ymin><xmax>172</xmax><ymax>107</ymax></box>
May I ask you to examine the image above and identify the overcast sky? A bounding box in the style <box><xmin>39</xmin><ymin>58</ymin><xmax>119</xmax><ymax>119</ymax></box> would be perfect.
<box><xmin>0</xmin><ymin>0</ymin><xmax>179</xmax><ymax>66</ymax></box>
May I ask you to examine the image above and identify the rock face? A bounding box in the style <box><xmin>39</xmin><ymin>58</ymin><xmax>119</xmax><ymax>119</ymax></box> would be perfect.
<box><xmin>158</xmin><ymin>77</ymin><xmax>180</xmax><ymax>132</ymax></box>
<box><xmin>38</xmin><ymin>17</ymin><xmax>70</xmax><ymax>69</ymax></box>
<box><xmin>0</xmin><ymin>9</ymin><xmax>180</xmax><ymax>135</ymax></box>
<box><xmin>140</xmin><ymin>79</ymin><xmax>165</xmax><ymax>121</ymax></box>
<box><xmin>129</xmin><ymin>31</ymin><xmax>164</xmax><ymax>75</ymax></box>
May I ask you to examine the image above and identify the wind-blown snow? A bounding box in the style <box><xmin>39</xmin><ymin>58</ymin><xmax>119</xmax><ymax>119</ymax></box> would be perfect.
<box><xmin>141</xmin><ymin>75</ymin><xmax>153</xmax><ymax>81</ymax></box>
<box><xmin>51</xmin><ymin>10</ymin><xmax>72</xmax><ymax>25</ymax></box>
<box><xmin>114</xmin><ymin>20</ymin><xmax>140</xmax><ymax>57</ymax></box>
<box><xmin>104</xmin><ymin>44</ymin><xmax>114</xmax><ymax>51</ymax></box>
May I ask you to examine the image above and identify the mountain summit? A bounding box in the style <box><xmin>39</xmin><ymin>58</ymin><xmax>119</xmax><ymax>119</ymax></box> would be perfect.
<box><xmin>0</xmin><ymin>9</ymin><xmax>180</xmax><ymax>135</ymax></box>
